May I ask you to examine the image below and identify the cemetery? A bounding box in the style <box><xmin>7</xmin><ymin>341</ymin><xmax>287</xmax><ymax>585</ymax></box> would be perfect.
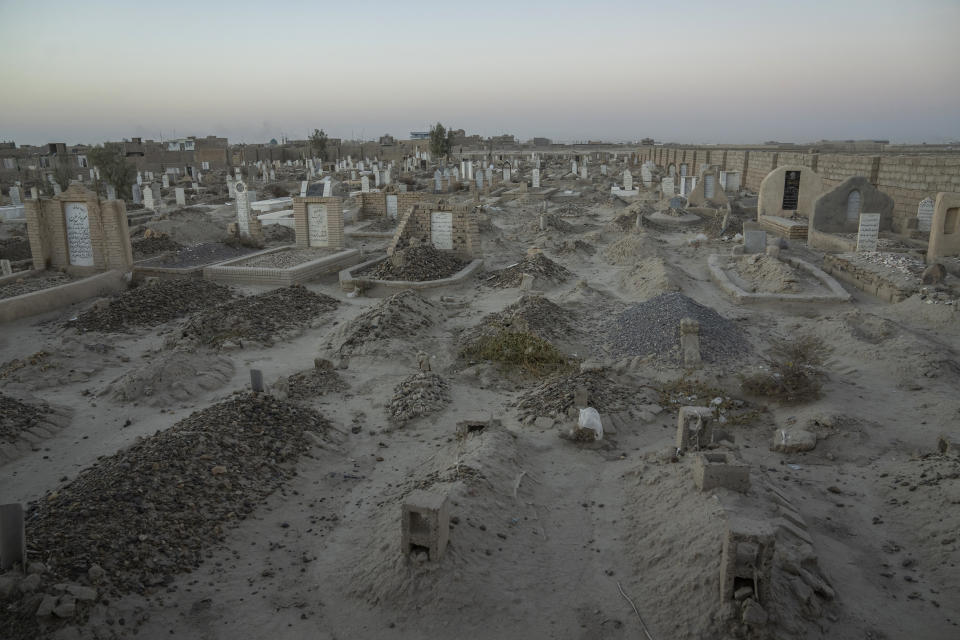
<box><xmin>2</xmin><ymin>132</ymin><xmax>960</xmax><ymax>640</ymax></box>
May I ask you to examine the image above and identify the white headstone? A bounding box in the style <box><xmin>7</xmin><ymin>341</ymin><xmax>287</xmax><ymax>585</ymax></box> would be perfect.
<box><xmin>9</xmin><ymin>187</ymin><xmax>21</xmax><ymax>205</ymax></box>
<box><xmin>53</xmin><ymin>183</ymin><xmax>62</xmax><ymax>196</ymax></box>
<box><xmin>532</xmin><ymin>168</ymin><xmax>540</xmax><ymax>189</ymax></box>
<box><xmin>476</xmin><ymin>172</ymin><xmax>484</xmax><ymax>190</ymax></box>
<box><xmin>503</xmin><ymin>167</ymin><xmax>511</xmax><ymax>182</ymax></box>
<box><xmin>64</xmin><ymin>202</ymin><xmax>94</xmax><ymax>266</ymax></box>
<box><xmin>361</xmin><ymin>176</ymin><xmax>370</xmax><ymax>193</ymax></box>
<box><xmin>430</xmin><ymin>211</ymin><xmax>454</xmax><ymax>250</ymax></box>
<box><xmin>434</xmin><ymin>170</ymin><xmax>442</xmax><ymax>192</ymax></box>
<box><xmin>106</xmin><ymin>184</ymin><xmax>117</xmax><ymax>201</ymax></box>
<box><xmin>661</xmin><ymin>177</ymin><xmax>675</xmax><ymax>197</ymax></box>
<box><xmin>580</xmin><ymin>165</ymin><xmax>587</xmax><ymax>180</ymax></box>
<box><xmin>383</xmin><ymin>167</ymin><xmax>390</xmax><ymax>185</ymax></box>
<box><xmin>601</xmin><ymin>164</ymin><xmax>608</xmax><ymax>176</ymax></box>
<box><xmin>307</xmin><ymin>203</ymin><xmax>329</xmax><ymax>246</ymax></box>
<box><xmin>374</xmin><ymin>170</ymin><xmax>380</xmax><ymax>187</ymax></box>
<box><xmin>29</xmin><ymin>187</ymin><xmax>38</xmax><ymax>200</ymax></box>
<box><xmin>572</xmin><ymin>160</ymin><xmax>578</xmax><ymax>175</ymax></box>
<box><xmin>131</xmin><ymin>183</ymin><xmax>140</xmax><ymax>203</ymax></box>
<box><xmin>322</xmin><ymin>179</ymin><xmax>332</xmax><ymax>197</ymax></box>
<box><xmin>143</xmin><ymin>185</ymin><xmax>157</xmax><ymax>210</ymax></box>
<box><xmin>623</xmin><ymin>170</ymin><xmax>633</xmax><ymax>191</ymax></box>
<box><xmin>300</xmin><ymin>181</ymin><xmax>309</xmax><ymax>197</ymax></box>
<box><xmin>162</xmin><ymin>174</ymin><xmax>169</xmax><ymax>189</ymax></box>
<box><xmin>640</xmin><ymin>165</ymin><xmax>652</xmax><ymax>188</ymax></box>
<box><xmin>192</xmin><ymin>182</ymin><xmax>199</xmax><ymax>192</ymax></box>
<box><xmin>137</xmin><ymin>172</ymin><xmax>143</xmax><ymax>186</ymax></box>
<box><xmin>917</xmin><ymin>198</ymin><xmax>935</xmax><ymax>232</ymax></box>
<box><xmin>235</xmin><ymin>181</ymin><xmax>251</xmax><ymax>235</ymax></box>
<box><xmin>175</xmin><ymin>187</ymin><xmax>186</xmax><ymax>206</ymax></box>
<box><xmin>387</xmin><ymin>194</ymin><xmax>398</xmax><ymax>219</ymax></box>
<box><xmin>856</xmin><ymin>213</ymin><xmax>881</xmax><ymax>252</ymax></box>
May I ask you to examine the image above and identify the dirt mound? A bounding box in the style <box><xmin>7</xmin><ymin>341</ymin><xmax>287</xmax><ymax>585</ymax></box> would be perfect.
<box><xmin>131</xmin><ymin>234</ymin><xmax>183</xmax><ymax>260</ymax></box>
<box><xmin>102</xmin><ymin>349</ymin><xmax>234</xmax><ymax>407</ymax></box>
<box><xmin>363</xmin><ymin>245</ymin><xmax>466</xmax><ymax>281</ymax></box>
<box><xmin>387</xmin><ymin>372</ymin><xmax>450</xmax><ymax>425</ymax></box>
<box><xmin>0</xmin><ymin>393</ymin><xmax>330</xmax><ymax>639</ymax></box>
<box><xmin>604</xmin><ymin>234</ymin><xmax>650</xmax><ymax>265</ymax></box>
<box><xmin>144</xmin><ymin>209</ymin><xmax>226</xmax><ymax>245</ymax></box>
<box><xmin>609</xmin><ymin>292</ymin><xmax>749</xmax><ymax>364</ymax></box>
<box><xmin>263</xmin><ymin>224</ymin><xmax>295</xmax><ymax>244</ymax></box>
<box><xmin>0</xmin><ymin>236</ymin><xmax>32</xmax><ymax>261</ymax></box>
<box><xmin>513</xmin><ymin>369</ymin><xmax>656</xmax><ymax>422</ymax></box>
<box><xmin>617</xmin><ymin>256</ymin><xmax>678</xmax><ymax>299</ymax></box>
<box><xmin>0</xmin><ymin>340</ymin><xmax>126</xmax><ymax>390</ymax></box>
<box><xmin>273</xmin><ymin>362</ymin><xmax>348</xmax><ymax>401</ymax></box>
<box><xmin>462</xmin><ymin>295</ymin><xmax>577</xmax><ymax>346</ymax></box>
<box><xmin>70</xmin><ymin>279</ymin><xmax>236</xmax><ymax>333</ymax></box>
<box><xmin>0</xmin><ymin>392</ymin><xmax>53</xmax><ymax>445</ymax></box>
<box><xmin>180</xmin><ymin>285</ymin><xmax>339</xmax><ymax>349</ymax></box>
<box><xmin>556</xmin><ymin>239</ymin><xmax>596</xmax><ymax>255</ymax></box>
<box><xmin>330</xmin><ymin>290</ymin><xmax>440</xmax><ymax>356</ymax></box>
<box><xmin>734</xmin><ymin>254</ymin><xmax>801</xmax><ymax>293</ymax></box>
<box><xmin>484</xmin><ymin>253</ymin><xmax>572</xmax><ymax>288</ymax></box>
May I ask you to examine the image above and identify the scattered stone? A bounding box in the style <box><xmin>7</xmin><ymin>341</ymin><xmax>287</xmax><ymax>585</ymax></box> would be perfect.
<box><xmin>332</xmin><ymin>290</ymin><xmax>439</xmax><ymax>356</ymax></box>
<box><xmin>921</xmin><ymin>263</ymin><xmax>946</xmax><ymax>285</ymax></box>
<box><xmin>772</xmin><ymin>427</ymin><xmax>817</xmax><ymax>453</ymax></box>
<box><xmin>485</xmin><ymin>254</ymin><xmax>571</xmax><ymax>288</ymax></box>
<box><xmin>514</xmin><ymin>369</ymin><xmax>656</xmax><ymax>423</ymax></box>
<box><xmin>0</xmin><ymin>393</ymin><xmax>53</xmax><ymax>445</ymax></box>
<box><xmin>363</xmin><ymin>245</ymin><xmax>465</xmax><ymax>281</ymax></box>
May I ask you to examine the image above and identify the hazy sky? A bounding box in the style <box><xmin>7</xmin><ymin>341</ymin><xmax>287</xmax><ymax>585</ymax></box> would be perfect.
<box><xmin>1</xmin><ymin>0</ymin><xmax>958</xmax><ymax>146</ymax></box>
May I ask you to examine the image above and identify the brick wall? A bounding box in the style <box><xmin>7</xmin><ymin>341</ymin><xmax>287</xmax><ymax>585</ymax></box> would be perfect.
<box><xmin>388</xmin><ymin>203</ymin><xmax>481</xmax><ymax>260</ymax></box>
<box><xmin>292</xmin><ymin>196</ymin><xmax>344</xmax><ymax>249</ymax></box>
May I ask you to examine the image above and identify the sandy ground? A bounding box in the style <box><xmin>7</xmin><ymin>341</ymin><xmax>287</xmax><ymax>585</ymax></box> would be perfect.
<box><xmin>1</xmin><ymin>164</ymin><xmax>959</xmax><ymax>640</ymax></box>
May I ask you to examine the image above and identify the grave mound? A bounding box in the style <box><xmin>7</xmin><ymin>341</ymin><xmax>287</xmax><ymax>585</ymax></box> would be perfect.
<box><xmin>604</xmin><ymin>234</ymin><xmax>650</xmax><ymax>265</ymax></box>
<box><xmin>263</xmin><ymin>224</ymin><xmax>295</xmax><ymax>243</ymax></box>
<box><xmin>70</xmin><ymin>279</ymin><xmax>236</xmax><ymax>332</ymax></box>
<box><xmin>387</xmin><ymin>372</ymin><xmax>450</xmax><ymax>425</ymax></box>
<box><xmin>131</xmin><ymin>233</ymin><xmax>183</xmax><ymax>260</ymax></box>
<box><xmin>331</xmin><ymin>290</ymin><xmax>441</xmax><ymax>356</ymax></box>
<box><xmin>462</xmin><ymin>295</ymin><xmax>577</xmax><ymax>346</ymax></box>
<box><xmin>5</xmin><ymin>392</ymin><xmax>330</xmax><ymax>634</ymax></box>
<box><xmin>0</xmin><ymin>272</ymin><xmax>73</xmax><ymax>300</ymax></box>
<box><xmin>273</xmin><ymin>364</ymin><xmax>348</xmax><ymax>401</ymax></box>
<box><xmin>103</xmin><ymin>348</ymin><xmax>234</xmax><ymax>408</ymax></box>
<box><xmin>0</xmin><ymin>236</ymin><xmax>32</xmax><ymax>261</ymax></box>
<box><xmin>0</xmin><ymin>339</ymin><xmax>125</xmax><ymax>390</ymax></box>
<box><xmin>513</xmin><ymin>369</ymin><xmax>655</xmax><ymax>423</ymax></box>
<box><xmin>363</xmin><ymin>245</ymin><xmax>466</xmax><ymax>282</ymax></box>
<box><xmin>180</xmin><ymin>285</ymin><xmax>339</xmax><ymax>349</ymax></box>
<box><xmin>609</xmin><ymin>292</ymin><xmax>749</xmax><ymax>364</ymax></box>
<box><xmin>484</xmin><ymin>254</ymin><xmax>572</xmax><ymax>288</ymax></box>
<box><xmin>733</xmin><ymin>254</ymin><xmax>802</xmax><ymax>293</ymax></box>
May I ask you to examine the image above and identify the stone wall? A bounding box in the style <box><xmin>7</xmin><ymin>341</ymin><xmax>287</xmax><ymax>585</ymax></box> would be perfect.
<box><xmin>357</xmin><ymin>191</ymin><xmax>423</xmax><ymax>222</ymax></box>
<box><xmin>639</xmin><ymin>145</ymin><xmax>960</xmax><ymax>234</ymax></box>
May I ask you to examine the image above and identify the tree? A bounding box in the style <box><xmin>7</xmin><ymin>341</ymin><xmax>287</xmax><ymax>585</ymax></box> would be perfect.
<box><xmin>88</xmin><ymin>143</ymin><xmax>135</xmax><ymax>198</ymax></box>
<box><xmin>429</xmin><ymin>122</ymin><xmax>452</xmax><ymax>159</ymax></box>
<box><xmin>310</xmin><ymin>129</ymin><xmax>328</xmax><ymax>161</ymax></box>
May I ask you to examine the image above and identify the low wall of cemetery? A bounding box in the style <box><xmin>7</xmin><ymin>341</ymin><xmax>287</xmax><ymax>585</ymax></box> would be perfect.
<box><xmin>639</xmin><ymin>145</ymin><xmax>960</xmax><ymax>234</ymax></box>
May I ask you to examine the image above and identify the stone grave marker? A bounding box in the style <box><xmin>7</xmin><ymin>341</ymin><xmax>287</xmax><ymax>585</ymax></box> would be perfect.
<box><xmin>361</xmin><ymin>176</ymin><xmax>370</xmax><ymax>193</ymax></box>
<box><xmin>580</xmin><ymin>165</ymin><xmax>587</xmax><ymax>180</ymax></box>
<box><xmin>623</xmin><ymin>170</ymin><xmax>633</xmax><ymax>191</ymax></box>
<box><xmin>503</xmin><ymin>166</ymin><xmax>511</xmax><ymax>182</ymax></box>
<box><xmin>235</xmin><ymin>181</ymin><xmax>251</xmax><ymax>236</ymax></box>
<box><xmin>322</xmin><ymin>180</ymin><xmax>332</xmax><ymax>197</ymax></box>
<box><xmin>743</xmin><ymin>225</ymin><xmax>767</xmax><ymax>254</ymax></box>
<box><xmin>53</xmin><ymin>183</ymin><xmax>62</xmax><ymax>196</ymax></box>
<box><xmin>532</xmin><ymin>168</ymin><xmax>540</xmax><ymax>189</ymax></box>
<box><xmin>105</xmin><ymin>184</ymin><xmax>117</xmax><ymax>201</ymax></box>
<box><xmin>300</xmin><ymin>181</ymin><xmax>308</xmax><ymax>197</ymax></box>
<box><xmin>175</xmin><ymin>187</ymin><xmax>186</xmax><ymax>206</ymax></box>
<box><xmin>131</xmin><ymin>183</ymin><xmax>141</xmax><ymax>204</ymax></box>
<box><xmin>856</xmin><ymin>213</ymin><xmax>881</xmax><ymax>252</ymax></box>
<box><xmin>1</xmin><ymin>259</ymin><xmax>11</xmax><ymax>276</ymax></box>
<box><xmin>434</xmin><ymin>170</ymin><xmax>442</xmax><ymax>192</ymax></box>
<box><xmin>250</xmin><ymin>369</ymin><xmax>264</xmax><ymax>393</ymax></box>
<box><xmin>661</xmin><ymin>177</ymin><xmax>675</xmax><ymax>197</ymax></box>
<box><xmin>917</xmin><ymin>197</ymin><xmax>935</xmax><ymax>232</ymax></box>
<box><xmin>162</xmin><ymin>174</ymin><xmax>169</xmax><ymax>189</ymax></box>
<box><xmin>641</xmin><ymin>165</ymin><xmax>652</xmax><ymax>188</ymax></box>
<box><xmin>9</xmin><ymin>186</ymin><xmax>21</xmax><ymax>205</ymax></box>
<box><xmin>143</xmin><ymin>185</ymin><xmax>157</xmax><ymax>211</ymax></box>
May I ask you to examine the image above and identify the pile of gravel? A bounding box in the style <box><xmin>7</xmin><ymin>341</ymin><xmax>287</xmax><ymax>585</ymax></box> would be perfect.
<box><xmin>238</xmin><ymin>248</ymin><xmax>331</xmax><ymax>269</ymax></box>
<box><xmin>553</xmin><ymin>204</ymin><xmax>587</xmax><ymax>217</ymax></box>
<box><xmin>513</xmin><ymin>369</ymin><xmax>654</xmax><ymax>423</ymax></box>
<box><xmin>608</xmin><ymin>292</ymin><xmax>749</xmax><ymax>364</ymax></box>
<box><xmin>364</xmin><ymin>245</ymin><xmax>466</xmax><ymax>282</ymax></box>
<box><xmin>387</xmin><ymin>372</ymin><xmax>450</xmax><ymax>425</ymax></box>
<box><xmin>135</xmin><ymin>242</ymin><xmax>258</xmax><ymax>269</ymax></box>
<box><xmin>180</xmin><ymin>285</ymin><xmax>338</xmax><ymax>348</ymax></box>
<box><xmin>70</xmin><ymin>279</ymin><xmax>236</xmax><ymax>332</ymax></box>
<box><xmin>462</xmin><ymin>295</ymin><xmax>576</xmax><ymax>346</ymax></box>
<box><xmin>0</xmin><ymin>393</ymin><xmax>329</xmax><ymax>635</ymax></box>
<box><xmin>485</xmin><ymin>254</ymin><xmax>572</xmax><ymax>288</ymax></box>
<box><xmin>131</xmin><ymin>234</ymin><xmax>183</xmax><ymax>260</ymax></box>
<box><xmin>541</xmin><ymin>214</ymin><xmax>573</xmax><ymax>232</ymax></box>
<box><xmin>332</xmin><ymin>290</ymin><xmax>439</xmax><ymax>356</ymax></box>
<box><xmin>0</xmin><ymin>236</ymin><xmax>32</xmax><ymax>261</ymax></box>
<box><xmin>0</xmin><ymin>392</ymin><xmax>52</xmax><ymax>445</ymax></box>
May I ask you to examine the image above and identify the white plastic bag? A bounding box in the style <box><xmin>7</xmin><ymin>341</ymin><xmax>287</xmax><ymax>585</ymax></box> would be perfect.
<box><xmin>578</xmin><ymin>407</ymin><xmax>603</xmax><ymax>441</ymax></box>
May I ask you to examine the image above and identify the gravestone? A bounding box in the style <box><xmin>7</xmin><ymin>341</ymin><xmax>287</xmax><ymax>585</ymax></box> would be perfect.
<box><xmin>131</xmin><ymin>183</ymin><xmax>141</xmax><ymax>204</ymax></box>
<box><xmin>9</xmin><ymin>186</ymin><xmax>21</xmax><ymax>205</ymax></box>
<box><xmin>486</xmin><ymin>166</ymin><xmax>493</xmax><ymax>184</ymax></box>
<box><xmin>601</xmin><ymin>164</ymin><xmax>608</xmax><ymax>176</ymax></box>
<box><xmin>269</xmin><ymin>169</ymin><xmax>276</xmax><ymax>181</ymax></box>
<box><xmin>434</xmin><ymin>170</ymin><xmax>442</xmax><ymax>192</ymax></box>
<box><xmin>162</xmin><ymin>174</ymin><xmax>169</xmax><ymax>189</ymax></box>
<box><xmin>532</xmin><ymin>168</ymin><xmax>540</xmax><ymax>189</ymax></box>
<box><xmin>300</xmin><ymin>181</ymin><xmax>308</xmax><ymax>197</ymax></box>
<box><xmin>503</xmin><ymin>167</ymin><xmax>511</xmax><ymax>182</ymax></box>
<box><xmin>322</xmin><ymin>180</ymin><xmax>332</xmax><ymax>197</ymax></box>
<box><xmin>743</xmin><ymin>224</ymin><xmax>767</xmax><ymax>254</ymax></box>
<box><xmin>571</xmin><ymin>160</ymin><xmax>578</xmax><ymax>175</ymax></box>
<box><xmin>136</xmin><ymin>173</ymin><xmax>143</xmax><ymax>186</ymax></box>
<box><xmin>623</xmin><ymin>170</ymin><xmax>633</xmax><ymax>191</ymax></box>
<box><xmin>235</xmin><ymin>181</ymin><xmax>252</xmax><ymax>236</ymax></box>
<box><xmin>24</xmin><ymin>183</ymin><xmax>132</xmax><ymax>273</ymax></box>
<box><xmin>175</xmin><ymin>187</ymin><xmax>186</xmax><ymax>206</ymax></box>
<box><xmin>856</xmin><ymin>213</ymin><xmax>881</xmax><ymax>252</ymax></box>
<box><xmin>669</xmin><ymin>196</ymin><xmax>687</xmax><ymax>209</ymax></box>
<box><xmin>53</xmin><ymin>183</ymin><xmax>62</xmax><ymax>196</ymax></box>
<box><xmin>250</xmin><ymin>369</ymin><xmax>264</xmax><ymax>393</ymax></box>
<box><xmin>361</xmin><ymin>176</ymin><xmax>370</xmax><ymax>193</ymax></box>
<box><xmin>143</xmin><ymin>185</ymin><xmax>157</xmax><ymax>211</ymax></box>
<box><xmin>476</xmin><ymin>173</ymin><xmax>484</xmax><ymax>190</ymax></box>
<box><xmin>192</xmin><ymin>182</ymin><xmax>199</xmax><ymax>192</ymax></box>
<box><xmin>1</xmin><ymin>259</ymin><xmax>10</xmax><ymax>276</ymax></box>
<box><xmin>641</xmin><ymin>165</ymin><xmax>652</xmax><ymax>188</ymax></box>
<box><xmin>917</xmin><ymin>197</ymin><xmax>935</xmax><ymax>232</ymax></box>
<box><xmin>580</xmin><ymin>165</ymin><xmax>587</xmax><ymax>180</ymax></box>
<box><xmin>105</xmin><ymin>184</ymin><xmax>117</xmax><ymax>201</ymax></box>
<box><xmin>29</xmin><ymin>187</ymin><xmax>38</xmax><ymax>199</ymax></box>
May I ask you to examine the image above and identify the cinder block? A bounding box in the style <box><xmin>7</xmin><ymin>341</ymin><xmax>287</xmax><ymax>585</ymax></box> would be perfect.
<box><xmin>693</xmin><ymin>452</ymin><xmax>750</xmax><ymax>493</ymax></box>
<box><xmin>401</xmin><ymin>490</ymin><xmax>450</xmax><ymax>561</ymax></box>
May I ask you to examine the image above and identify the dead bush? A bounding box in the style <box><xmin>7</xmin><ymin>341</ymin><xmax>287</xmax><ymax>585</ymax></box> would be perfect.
<box><xmin>741</xmin><ymin>335</ymin><xmax>831</xmax><ymax>403</ymax></box>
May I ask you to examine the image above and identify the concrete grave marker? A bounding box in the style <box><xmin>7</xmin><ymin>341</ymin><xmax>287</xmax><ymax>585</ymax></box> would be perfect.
<box><xmin>300</xmin><ymin>181</ymin><xmax>308</xmax><ymax>197</ymax></box>
<box><xmin>64</xmin><ymin>201</ymin><xmax>95</xmax><ymax>266</ymax></box>
<box><xmin>162</xmin><ymin>174</ymin><xmax>169</xmax><ymax>189</ymax></box>
<box><xmin>175</xmin><ymin>187</ymin><xmax>186</xmax><ymax>206</ymax></box>
<box><xmin>235</xmin><ymin>181</ymin><xmax>251</xmax><ymax>235</ymax></box>
<box><xmin>430</xmin><ymin>211</ymin><xmax>454</xmax><ymax>250</ymax></box>
<box><xmin>743</xmin><ymin>224</ymin><xmax>767</xmax><ymax>254</ymax></box>
<box><xmin>856</xmin><ymin>213</ymin><xmax>881</xmax><ymax>252</ymax></box>
<box><xmin>9</xmin><ymin>186</ymin><xmax>21</xmax><ymax>205</ymax></box>
<box><xmin>623</xmin><ymin>170</ymin><xmax>633</xmax><ymax>191</ymax></box>
<box><xmin>1</xmin><ymin>259</ymin><xmax>11</xmax><ymax>276</ymax></box>
<box><xmin>250</xmin><ymin>369</ymin><xmax>264</xmax><ymax>393</ymax></box>
<box><xmin>532</xmin><ymin>168</ymin><xmax>540</xmax><ymax>189</ymax></box>
<box><xmin>361</xmin><ymin>176</ymin><xmax>370</xmax><ymax>193</ymax></box>
<box><xmin>917</xmin><ymin>197</ymin><xmax>935</xmax><ymax>232</ymax></box>
<box><xmin>322</xmin><ymin>180</ymin><xmax>332</xmax><ymax>197</ymax></box>
<box><xmin>29</xmin><ymin>187</ymin><xmax>38</xmax><ymax>200</ymax></box>
<box><xmin>131</xmin><ymin>183</ymin><xmax>141</xmax><ymax>203</ymax></box>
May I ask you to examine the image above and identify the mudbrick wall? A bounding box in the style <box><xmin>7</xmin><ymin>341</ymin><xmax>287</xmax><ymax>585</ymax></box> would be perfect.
<box><xmin>639</xmin><ymin>146</ymin><xmax>960</xmax><ymax>233</ymax></box>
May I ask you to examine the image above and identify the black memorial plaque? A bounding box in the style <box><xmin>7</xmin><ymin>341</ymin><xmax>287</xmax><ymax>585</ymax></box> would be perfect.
<box><xmin>782</xmin><ymin>171</ymin><xmax>801</xmax><ymax>210</ymax></box>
